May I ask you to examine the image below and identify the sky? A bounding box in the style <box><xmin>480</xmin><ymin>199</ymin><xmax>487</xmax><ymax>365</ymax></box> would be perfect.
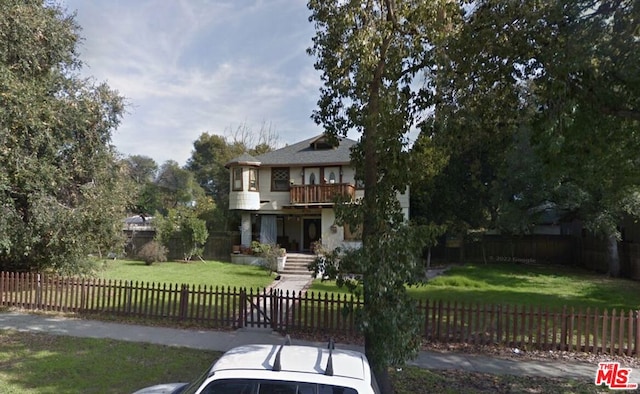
<box><xmin>62</xmin><ymin>0</ymin><xmax>325</xmax><ymax>166</ymax></box>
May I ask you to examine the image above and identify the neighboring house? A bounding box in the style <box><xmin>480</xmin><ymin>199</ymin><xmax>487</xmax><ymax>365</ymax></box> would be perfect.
<box><xmin>225</xmin><ymin>134</ymin><xmax>410</xmax><ymax>252</ymax></box>
<box><xmin>123</xmin><ymin>215</ymin><xmax>155</xmax><ymax>231</ymax></box>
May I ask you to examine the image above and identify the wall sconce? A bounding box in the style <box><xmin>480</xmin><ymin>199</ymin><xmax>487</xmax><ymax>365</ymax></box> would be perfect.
<box><xmin>339</xmin><ymin>168</ymin><xmax>343</xmax><ymax>176</ymax></box>
<box><xmin>300</xmin><ymin>170</ymin><xmax>304</xmax><ymax>177</ymax></box>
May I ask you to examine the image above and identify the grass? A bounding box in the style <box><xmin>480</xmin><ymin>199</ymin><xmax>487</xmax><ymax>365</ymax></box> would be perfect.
<box><xmin>0</xmin><ymin>330</ymin><xmax>606</xmax><ymax>394</ymax></box>
<box><xmin>309</xmin><ymin>262</ymin><xmax>640</xmax><ymax>311</ymax></box>
<box><xmin>96</xmin><ymin>259</ymin><xmax>275</xmax><ymax>289</ymax></box>
<box><xmin>0</xmin><ymin>330</ymin><xmax>221</xmax><ymax>394</ymax></box>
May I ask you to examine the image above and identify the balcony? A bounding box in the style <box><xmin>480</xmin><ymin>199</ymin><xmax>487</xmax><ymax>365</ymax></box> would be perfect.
<box><xmin>289</xmin><ymin>183</ymin><xmax>356</xmax><ymax>205</ymax></box>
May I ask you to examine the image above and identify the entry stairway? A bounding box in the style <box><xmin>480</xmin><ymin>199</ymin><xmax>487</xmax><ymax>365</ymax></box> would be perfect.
<box><xmin>280</xmin><ymin>253</ymin><xmax>315</xmax><ymax>276</ymax></box>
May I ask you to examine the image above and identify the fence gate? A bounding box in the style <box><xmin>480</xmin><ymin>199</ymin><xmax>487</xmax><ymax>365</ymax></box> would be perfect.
<box><xmin>240</xmin><ymin>288</ymin><xmax>279</xmax><ymax>329</ymax></box>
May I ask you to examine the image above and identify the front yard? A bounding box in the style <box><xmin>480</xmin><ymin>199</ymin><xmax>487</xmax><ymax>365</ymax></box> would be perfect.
<box><xmin>97</xmin><ymin>258</ymin><xmax>276</xmax><ymax>289</ymax></box>
<box><xmin>310</xmin><ymin>262</ymin><xmax>640</xmax><ymax>311</ymax></box>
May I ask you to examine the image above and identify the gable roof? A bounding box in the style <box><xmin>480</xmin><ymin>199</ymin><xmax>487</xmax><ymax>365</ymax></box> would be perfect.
<box><xmin>253</xmin><ymin>134</ymin><xmax>357</xmax><ymax>167</ymax></box>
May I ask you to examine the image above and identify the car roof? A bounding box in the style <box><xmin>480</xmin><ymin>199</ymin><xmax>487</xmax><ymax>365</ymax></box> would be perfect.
<box><xmin>209</xmin><ymin>344</ymin><xmax>370</xmax><ymax>383</ymax></box>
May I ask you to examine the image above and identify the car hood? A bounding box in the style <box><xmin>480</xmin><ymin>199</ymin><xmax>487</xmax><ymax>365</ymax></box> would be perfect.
<box><xmin>132</xmin><ymin>382</ymin><xmax>188</xmax><ymax>394</ymax></box>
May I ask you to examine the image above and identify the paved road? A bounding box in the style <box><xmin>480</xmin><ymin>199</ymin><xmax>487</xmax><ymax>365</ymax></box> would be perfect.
<box><xmin>0</xmin><ymin>311</ymin><xmax>616</xmax><ymax>382</ymax></box>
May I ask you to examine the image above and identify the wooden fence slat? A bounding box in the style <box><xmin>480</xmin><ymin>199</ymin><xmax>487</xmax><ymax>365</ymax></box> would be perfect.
<box><xmin>2</xmin><ymin>271</ymin><xmax>640</xmax><ymax>357</ymax></box>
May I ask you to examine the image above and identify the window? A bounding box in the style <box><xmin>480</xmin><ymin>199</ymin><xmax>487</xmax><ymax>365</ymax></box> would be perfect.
<box><xmin>249</xmin><ymin>168</ymin><xmax>258</xmax><ymax>191</ymax></box>
<box><xmin>344</xmin><ymin>224</ymin><xmax>362</xmax><ymax>241</ymax></box>
<box><xmin>328</xmin><ymin>171</ymin><xmax>336</xmax><ymax>183</ymax></box>
<box><xmin>272</xmin><ymin>168</ymin><xmax>290</xmax><ymax>191</ymax></box>
<box><xmin>233</xmin><ymin>168</ymin><xmax>243</xmax><ymax>191</ymax></box>
<box><xmin>201</xmin><ymin>379</ymin><xmax>356</xmax><ymax>394</ymax></box>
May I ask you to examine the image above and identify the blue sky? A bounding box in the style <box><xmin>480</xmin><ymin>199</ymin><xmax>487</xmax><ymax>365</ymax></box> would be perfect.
<box><xmin>63</xmin><ymin>0</ymin><xmax>324</xmax><ymax>166</ymax></box>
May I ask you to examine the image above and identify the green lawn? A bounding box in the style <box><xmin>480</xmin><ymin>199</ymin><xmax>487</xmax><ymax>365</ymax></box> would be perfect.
<box><xmin>0</xmin><ymin>330</ymin><xmax>220</xmax><ymax>394</ymax></box>
<box><xmin>0</xmin><ymin>330</ymin><xmax>603</xmax><ymax>394</ymax></box>
<box><xmin>97</xmin><ymin>259</ymin><xmax>275</xmax><ymax>289</ymax></box>
<box><xmin>310</xmin><ymin>263</ymin><xmax>640</xmax><ymax>311</ymax></box>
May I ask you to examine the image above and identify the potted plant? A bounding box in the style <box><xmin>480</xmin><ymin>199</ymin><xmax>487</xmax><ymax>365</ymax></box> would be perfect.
<box><xmin>276</xmin><ymin>248</ymin><xmax>287</xmax><ymax>272</ymax></box>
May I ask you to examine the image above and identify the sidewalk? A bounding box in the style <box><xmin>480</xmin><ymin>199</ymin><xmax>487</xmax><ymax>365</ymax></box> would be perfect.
<box><xmin>0</xmin><ymin>310</ymin><xmax>612</xmax><ymax>382</ymax></box>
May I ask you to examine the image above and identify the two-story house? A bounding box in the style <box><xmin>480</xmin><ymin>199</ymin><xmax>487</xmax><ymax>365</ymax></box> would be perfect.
<box><xmin>225</xmin><ymin>134</ymin><xmax>410</xmax><ymax>252</ymax></box>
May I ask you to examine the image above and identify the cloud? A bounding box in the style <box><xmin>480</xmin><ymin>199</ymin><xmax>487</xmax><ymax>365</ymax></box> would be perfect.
<box><xmin>65</xmin><ymin>0</ymin><xmax>323</xmax><ymax>166</ymax></box>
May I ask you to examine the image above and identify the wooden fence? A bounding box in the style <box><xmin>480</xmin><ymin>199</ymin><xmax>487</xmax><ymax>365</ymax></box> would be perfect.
<box><xmin>1</xmin><ymin>271</ymin><xmax>639</xmax><ymax>356</ymax></box>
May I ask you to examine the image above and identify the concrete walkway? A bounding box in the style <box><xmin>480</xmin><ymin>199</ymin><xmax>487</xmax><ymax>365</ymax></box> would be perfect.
<box><xmin>0</xmin><ymin>311</ymin><xmax>617</xmax><ymax>382</ymax></box>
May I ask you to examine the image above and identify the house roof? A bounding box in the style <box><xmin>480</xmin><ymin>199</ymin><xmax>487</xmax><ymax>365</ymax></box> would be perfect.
<box><xmin>225</xmin><ymin>153</ymin><xmax>260</xmax><ymax>167</ymax></box>
<box><xmin>239</xmin><ymin>134</ymin><xmax>357</xmax><ymax>167</ymax></box>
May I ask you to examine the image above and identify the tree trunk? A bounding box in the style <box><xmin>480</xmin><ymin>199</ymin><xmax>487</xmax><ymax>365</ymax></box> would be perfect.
<box><xmin>365</xmin><ymin>333</ymin><xmax>394</xmax><ymax>393</ymax></box>
<box><xmin>607</xmin><ymin>234</ymin><xmax>621</xmax><ymax>277</ymax></box>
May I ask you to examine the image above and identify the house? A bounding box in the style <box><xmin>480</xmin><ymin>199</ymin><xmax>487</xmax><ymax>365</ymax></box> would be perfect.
<box><xmin>225</xmin><ymin>134</ymin><xmax>410</xmax><ymax>253</ymax></box>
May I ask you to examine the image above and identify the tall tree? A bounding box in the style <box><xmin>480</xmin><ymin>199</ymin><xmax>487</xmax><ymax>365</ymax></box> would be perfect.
<box><xmin>124</xmin><ymin>155</ymin><xmax>158</xmax><ymax>184</ymax></box>
<box><xmin>308</xmin><ymin>1</ymin><xmax>453</xmax><ymax>391</ymax></box>
<box><xmin>0</xmin><ymin>0</ymin><xmax>127</xmax><ymax>273</ymax></box>
<box><xmin>433</xmin><ymin>0</ymin><xmax>640</xmax><ymax>275</ymax></box>
<box><xmin>123</xmin><ymin>155</ymin><xmax>159</xmax><ymax>216</ymax></box>
<box><xmin>155</xmin><ymin>160</ymin><xmax>203</xmax><ymax>213</ymax></box>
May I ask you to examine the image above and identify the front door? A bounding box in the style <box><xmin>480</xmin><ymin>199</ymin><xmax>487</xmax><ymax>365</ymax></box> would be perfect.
<box><xmin>303</xmin><ymin>218</ymin><xmax>321</xmax><ymax>251</ymax></box>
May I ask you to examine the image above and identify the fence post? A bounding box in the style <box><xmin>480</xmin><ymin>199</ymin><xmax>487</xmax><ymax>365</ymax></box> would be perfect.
<box><xmin>635</xmin><ymin>310</ymin><xmax>640</xmax><ymax>357</ymax></box>
<box><xmin>178</xmin><ymin>284</ymin><xmax>189</xmax><ymax>321</ymax></box>
<box><xmin>36</xmin><ymin>273</ymin><xmax>42</xmax><ymax>308</ymax></box>
<box><xmin>238</xmin><ymin>289</ymin><xmax>246</xmax><ymax>329</ymax></box>
<box><xmin>560</xmin><ymin>306</ymin><xmax>567</xmax><ymax>351</ymax></box>
<box><xmin>271</xmin><ymin>289</ymin><xmax>278</xmax><ymax>331</ymax></box>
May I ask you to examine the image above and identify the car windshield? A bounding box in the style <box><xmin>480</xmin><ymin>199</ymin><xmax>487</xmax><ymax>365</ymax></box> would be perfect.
<box><xmin>197</xmin><ymin>379</ymin><xmax>359</xmax><ymax>394</ymax></box>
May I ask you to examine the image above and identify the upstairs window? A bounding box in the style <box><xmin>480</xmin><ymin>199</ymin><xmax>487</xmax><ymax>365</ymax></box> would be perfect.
<box><xmin>249</xmin><ymin>168</ymin><xmax>258</xmax><ymax>191</ymax></box>
<box><xmin>272</xmin><ymin>168</ymin><xmax>290</xmax><ymax>191</ymax></box>
<box><xmin>232</xmin><ymin>168</ymin><xmax>243</xmax><ymax>191</ymax></box>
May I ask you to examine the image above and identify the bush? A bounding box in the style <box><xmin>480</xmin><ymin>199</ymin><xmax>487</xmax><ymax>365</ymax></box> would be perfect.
<box><xmin>137</xmin><ymin>241</ymin><xmax>168</xmax><ymax>265</ymax></box>
<box><xmin>250</xmin><ymin>241</ymin><xmax>283</xmax><ymax>274</ymax></box>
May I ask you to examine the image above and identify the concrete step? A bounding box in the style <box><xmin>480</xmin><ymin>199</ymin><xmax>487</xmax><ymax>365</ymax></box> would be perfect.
<box><xmin>280</xmin><ymin>253</ymin><xmax>316</xmax><ymax>275</ymax></box>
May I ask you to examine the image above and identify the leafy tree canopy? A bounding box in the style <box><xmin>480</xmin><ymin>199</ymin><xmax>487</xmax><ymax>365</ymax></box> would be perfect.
<box><xmin>122</xmin><ymin>155</ymin><xmax>159</xmax><ymax>216</ymax></box>
<box><xmin>0</xmin><ymin>0</ymin><xmax>127</xmax><ymax>273</ymax></box>
<box><xmin>422</xmin><ymin>0</ymin><xmax>640</xmax><ymax>275</ymax></box>
<box><xmin>154</xmin><ymin>206</ymin><xmax>208</xmax><ymax>262</ymax></box>
<box><xmin>308</xmin><ymin>1</ymin><xmax>451</xmax><ymax>391</ymax></box>
<box><xmin>154</xmin><ymin>160</ymin><xmax>204</xmax><ymax>214</ymax></box>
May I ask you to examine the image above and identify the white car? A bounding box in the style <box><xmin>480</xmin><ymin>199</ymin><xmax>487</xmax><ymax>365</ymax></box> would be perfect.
<box><xmin>133</xmin><ymin>338</ymin><xmax>380</xmax><ymax>394</ymax></box>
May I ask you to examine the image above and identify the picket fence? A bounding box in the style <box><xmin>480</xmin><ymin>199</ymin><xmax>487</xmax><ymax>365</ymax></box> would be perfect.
<box><xmin>1</xmin><ymin>271</ymin><xmax>639</xmax><ymax>356</ymax></box>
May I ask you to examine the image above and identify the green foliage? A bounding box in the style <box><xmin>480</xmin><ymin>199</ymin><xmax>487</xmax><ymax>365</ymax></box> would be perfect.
<box><xmin>0</xmin><ymin>1</ymin><xmax>127</xmax><ymax>273</ymax></box>
<box><xmin>155</xmin><ymin>161</ymin><xmax>204</xmax><ymax>214</ymax></box>
<box><xmin>250</xmin><ymin>241</ymin><xmax>284</xmax><ymax>274</ymax></box>
<box><xmin>123</xmin><ymin>155</ymin><xmax>160</xmax><ymax>215</ymax></box>
<box><xmin>137</xmin><ymin>241</ymin><xmax>168</xmax><ymax>266</ymax></box>
<box><xmin>428</xmin><ymin>0</ymin><xmax>639</xmax><ymax>275</ymax></box>
<box><xmin>155</xmin><ymin>207</ymin><xmax>209</xmax><ymax>261</ymax></box>
<box><xmin>308</xmin><ymin>1</ymin><xmax>452</xmax><ymax>389</ymax></box>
